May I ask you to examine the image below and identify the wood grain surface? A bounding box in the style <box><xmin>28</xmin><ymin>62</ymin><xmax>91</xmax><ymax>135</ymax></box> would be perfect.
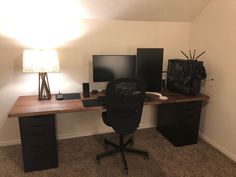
<box><xmin>8</xmin><ymin>92</ymin><xmax>209</xmax><ymax>118</ymax></box>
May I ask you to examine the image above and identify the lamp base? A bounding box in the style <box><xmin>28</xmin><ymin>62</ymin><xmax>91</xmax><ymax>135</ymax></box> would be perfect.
<box><xmin>38</xmin><ymin>73</ymin><xmax>51</xmax><ymax>100</ymax></box>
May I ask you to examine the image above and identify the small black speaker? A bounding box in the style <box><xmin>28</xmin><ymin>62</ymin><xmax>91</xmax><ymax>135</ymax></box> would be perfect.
<box><xmin>82</xmin><ymin>83</ymin><xmax>90</xmax><ymax>98</ymax></box>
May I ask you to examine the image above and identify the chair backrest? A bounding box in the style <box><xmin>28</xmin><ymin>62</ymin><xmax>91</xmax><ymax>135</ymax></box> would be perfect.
<box><xmin>105</xmin><ymin>78</ymin><xmax>146</xmax><ymax>135</ymax></box>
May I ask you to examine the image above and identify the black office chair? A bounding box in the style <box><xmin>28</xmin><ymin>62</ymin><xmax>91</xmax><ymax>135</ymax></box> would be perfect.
<box><xmin>96</xmin><ymin>78</ymin><xmax>149</xmax><ymax>175</ymax></box>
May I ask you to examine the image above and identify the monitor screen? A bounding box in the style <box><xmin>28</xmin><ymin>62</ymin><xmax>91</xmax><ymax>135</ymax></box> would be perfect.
<box><xmin>93</xmin><ymin>55</ymin><xmax>136</xmax><ymax>82</ymax></box>
<box><xmin>137</xmin><ymin>48</ymin><xmax>163</xmax><ymax>92</ymax></box>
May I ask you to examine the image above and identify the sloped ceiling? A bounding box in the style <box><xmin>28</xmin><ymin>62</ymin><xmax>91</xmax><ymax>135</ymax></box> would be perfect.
<box><xmin>78</xmin><ymin>0</ymin><xmax>210</xmax><ymax>22</ymax></box>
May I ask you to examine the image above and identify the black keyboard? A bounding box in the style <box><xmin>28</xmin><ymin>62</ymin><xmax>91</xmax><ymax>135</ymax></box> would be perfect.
<box><xmin>83</xmin><ymin>95</ymin><xmax>153</xmax><ymax>107</ymax></box>
<box><xmin>63</xmin><ymin>93</ymin><xmax>81</xmax><ymax>100</ymax></box>
<box><xmin>82</xmin><ymin>96</ymin><xmax>106</xmax><ymax>107</ymax></box>
<box><xmin>98</xmin><ymin>95</ymin><xmax>153</xmax><ymax>102</ymax></box>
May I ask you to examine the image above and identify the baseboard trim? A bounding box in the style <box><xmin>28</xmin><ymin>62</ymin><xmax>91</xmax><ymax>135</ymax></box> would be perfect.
<box><xmin>0</xmin><ymin>122</ymin><xmax>155</xmax><ymax>147</ymax></box>
<box><xmin>2</xmin><ymin>129</ymin><xmax>236</xmax><ymax>163</ymax></box>
<box><xmin>199</xmin><ymin>132</ymin><xmax>236</xmax><ymax>162</ymax></box>
<box><xmin>0</xmin><ymin>129</ymin><xmax>114</xmax><ymax>147</ymax></box>
<box><xmin>58</xmin><ymin>126</ymin><xmax>155</xmax><ymax>140</ymax></box>
<box><xmin>57</xmin><ymin>129</ymin><xmax>113</xmax><ymax>140</ymax></box>
<box><xmin>0</xmin><ymin>139</ymin><xmax>21</xmax><ymax>147</ymax></box>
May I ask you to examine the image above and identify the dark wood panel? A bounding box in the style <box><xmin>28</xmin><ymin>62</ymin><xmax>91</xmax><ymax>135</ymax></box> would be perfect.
<box><xmin>8</xmin><ymin>92</ymin><xmax>209</xmax><ymax>118</ymax></box>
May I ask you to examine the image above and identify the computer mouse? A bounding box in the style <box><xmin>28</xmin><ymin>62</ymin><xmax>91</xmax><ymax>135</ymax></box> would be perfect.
<box><xmin>91</xmin><ymin>89</ymin><xmax>98</xmax><ymax>94</ymax></box>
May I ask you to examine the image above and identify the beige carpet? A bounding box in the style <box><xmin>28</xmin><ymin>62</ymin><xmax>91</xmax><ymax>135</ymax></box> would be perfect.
<box><xmin>0</xmin><ymin>128</ymin><xmax>235</xmax><ymax>177</ymax></box>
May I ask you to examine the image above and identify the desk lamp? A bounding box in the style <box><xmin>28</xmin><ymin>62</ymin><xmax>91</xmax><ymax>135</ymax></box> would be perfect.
<box><xmin>23</xmin><ymin>49</ymin><xmax>60</xmax><ymax>100</ymax></box>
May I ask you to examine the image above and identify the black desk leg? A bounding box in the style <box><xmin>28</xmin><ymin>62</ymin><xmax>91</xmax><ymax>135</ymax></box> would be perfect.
<box><xmin>18</xmin><ymin>115</ymin><xmax>58</xmax><ymax>172</ymax></box>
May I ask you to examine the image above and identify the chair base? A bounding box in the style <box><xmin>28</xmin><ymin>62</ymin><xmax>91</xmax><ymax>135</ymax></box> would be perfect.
<box><xmin>96</xmin><ymin>135</ymin><xmax>149</xmax><ymax>175</ymax></box>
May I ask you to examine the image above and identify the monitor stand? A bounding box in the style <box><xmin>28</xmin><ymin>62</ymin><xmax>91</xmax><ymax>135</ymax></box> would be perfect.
<box><xmin>91</xmin><ymin>89</ymin><xmax>99</xmax><ymax>95</ymax></box>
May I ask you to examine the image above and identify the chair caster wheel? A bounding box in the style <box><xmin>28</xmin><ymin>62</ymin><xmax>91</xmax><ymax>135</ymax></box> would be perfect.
<box><xmin>104</xmin><ymin>139</ymin><xmax>108</xmax><ymax>144</ymax></box>
<box><xmin>103</xmin><ymin>139</ymin><xmax>109</xmax><ymax>149</ymax></box>
<box><xmin>129</xmin><ymin>139</ymin><xmax>134</xmax><ymax>147</ymax></box>
<box><xmin>96</xmin><ymin>157</ymin><xmax>100</xmax><ymax>164</ymax></box>
<box><xmin>123</xmin><ymin>168</ymin><xmax>128</xmax><ymax>175</ymax></box>
<box><xmin>104</xmin><ymin>139</ymin><xmax>110</xmax><ymax>145</ymax></box>
<box><xmin>144</xmin><ymin>154</ymin><xmax>149</xmax><ymax>160</ymax></box>
<box><xmin>103</xmin><ymin>143</ymin><xmax>108</xmax><ymax>149</ymax></box>
<box><xmin>96</xmin><ymin>159</ymin><xmax>100</xmax><ymax>164</ymax></box>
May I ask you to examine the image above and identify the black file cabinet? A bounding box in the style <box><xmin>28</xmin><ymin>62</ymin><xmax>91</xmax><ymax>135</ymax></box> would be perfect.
<box><xmin>18</xmin><ymin>115</ymin><xmax>58</xmax><ymax>172</ymax></box>
<box><xmin>157</xmin><ymin>101</ymin><xmax>202</xmax><ymax>146</ymax></box>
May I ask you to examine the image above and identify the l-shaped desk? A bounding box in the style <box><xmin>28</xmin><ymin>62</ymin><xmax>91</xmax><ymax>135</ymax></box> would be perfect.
<box><xmin>8</xmin><ymin>92</ymin><xmax>209</xmax><ymax>172</ymax></box>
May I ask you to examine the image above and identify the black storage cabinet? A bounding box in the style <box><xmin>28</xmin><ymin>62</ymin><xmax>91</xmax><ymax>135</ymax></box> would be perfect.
<box><xmin>19</xmin><ymin>115</ymin><xmax>58</xmax><ymax>172</ymax></box>
<box><xmin>157</xmin><ymin>101</ymin><xmax>202</xmax><ymax>146</ymax></box>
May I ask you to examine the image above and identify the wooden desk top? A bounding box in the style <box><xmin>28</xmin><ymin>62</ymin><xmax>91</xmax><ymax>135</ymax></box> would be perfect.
<box><xmin>8</xmin><ymin>92</ymin><xmax>209</xmax><ymax>118</ymax></box>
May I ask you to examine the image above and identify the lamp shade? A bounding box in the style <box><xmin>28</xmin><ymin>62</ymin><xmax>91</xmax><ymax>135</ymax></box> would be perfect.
<box><xmin>23</xmin><ymin>49</ymin><xmax>60</xmax><ymax>73</ymax></box>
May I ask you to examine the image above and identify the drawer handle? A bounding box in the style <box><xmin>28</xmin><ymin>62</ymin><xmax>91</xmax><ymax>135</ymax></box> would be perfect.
<box><xmin>32</xmin><ymin>132</ymin><xmax>45</xmax><ymax>136</ymax></box>
<box><xmin>185</xmin><ymin>108</ymin><xmax>195</xmax><ymax>111</ymax></box>
<box><xmin>184</xmin><ymin>115</ymin><xmax>195</xmax><ymax>118</ymax></box>
<box><xmin>32</xmin><ymin>145</ymin><xmax>46</xmax><ymax>149</ymax></box>
<box><xmin>186</xmin><ymin>102</ymin><xmax>198</xmax><ymax>104</ymax></box>
<box><xmin>33</xmin><ymin>156</ymin><xmax>47</xmax><ymax>160</ymax></box>
<box><xmin>32</xmin><ymin>124</ymin><xmax>46</xmax><ymax>128</ymax></box>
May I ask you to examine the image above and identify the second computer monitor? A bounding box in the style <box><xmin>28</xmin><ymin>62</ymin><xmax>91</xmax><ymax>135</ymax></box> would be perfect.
<box><xmin>93</xmin><ymin>55</ymin><xmax>136</xmax><ymax>82</ymax></box>
<box><xmin>137</xmin><ymin>48</ymin><xmax>164</xmax><ymax>92</ymax></box>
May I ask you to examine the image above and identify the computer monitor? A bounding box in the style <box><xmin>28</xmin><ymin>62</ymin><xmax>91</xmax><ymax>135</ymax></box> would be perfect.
<box><xmin>93</xmin><ymin>55</ymin><xmax>136</xmax><ymax>82</ymax></box>
<box><xmin>137</xmin><ymin>48</ymin><xmax>163</xmax><ymax>92</ymax></box>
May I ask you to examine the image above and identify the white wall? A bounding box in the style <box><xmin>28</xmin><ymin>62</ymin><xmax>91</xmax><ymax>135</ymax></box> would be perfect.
<box><xmin>0</xmin><ymin>20</ymin><xmax>191</xmax><ymax>146</ymax></box>
<box><xmin>190</xmin><ymin>0</ymin><xmax>236</xmax><ymax>161</ymax></box>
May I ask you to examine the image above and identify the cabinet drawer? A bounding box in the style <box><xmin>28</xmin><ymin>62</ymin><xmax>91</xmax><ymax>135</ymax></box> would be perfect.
<box><xmin>181</xmin><ymin>115</ymin><xmax>198</xmax><ymax>126</ymax></box>
<box><xmin>31</xmin><ymin>122</ymin><xmax>49</xmax><ymax>133</ymax></box>
<box><xmin>22</xmin><ymin>115</ymin><xmax>52</xmax><ymax>126</ymax></box>
<box><xmin>182</xmin><ymin>126</ymin><xmax>198</xmax><ymax>144</ymax></box>
<box><xmin>181</xmin><ymin>126</ymin><xmax>197</xmax><ymax>133</ymax></box>
<box><xmin>25</xmin><ymin>155</ymin><xmax>57</xmax><ymax>172</ymax></box>
<box><xmin>182</xmin><ymin>101</ymin><xmax>201</xmax><ymax>111</ymax></box>
<box><xmin>29</xmin><ymin>146</ymin><xmax>50</xmax><ymax>157</ymax></box>
<box><xmin>180</xmin><ymin>101</ymin><xmax>201</xmax><ymax>126</ymax></box>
